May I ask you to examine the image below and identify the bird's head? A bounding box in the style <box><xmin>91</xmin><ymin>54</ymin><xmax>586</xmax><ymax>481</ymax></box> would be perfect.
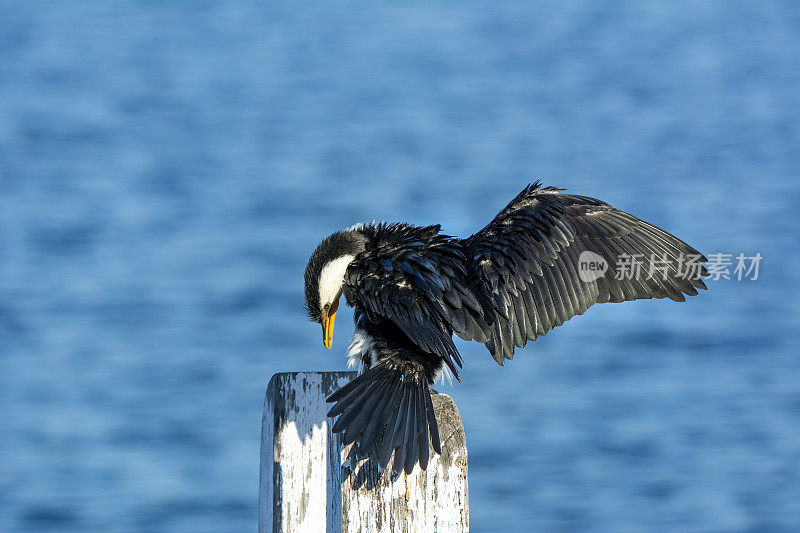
<box><xmin>304</xmin><ymin>228</ymin><xmax>367</xmax><ymax>349</ymax></box>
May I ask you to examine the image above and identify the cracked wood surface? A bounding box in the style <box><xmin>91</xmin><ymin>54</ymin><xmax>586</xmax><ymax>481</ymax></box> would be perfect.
<box><xmin>259</xmin><ymin>372</ymin><xmax>468</xmax><ymax>532</ymax></box>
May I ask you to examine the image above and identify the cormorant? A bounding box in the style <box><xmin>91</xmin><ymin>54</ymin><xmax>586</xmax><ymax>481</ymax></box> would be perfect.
<box><xmin>304</xmin><ymin>182</ymin><xmax>707</xmax><ymax>475</ymax></box>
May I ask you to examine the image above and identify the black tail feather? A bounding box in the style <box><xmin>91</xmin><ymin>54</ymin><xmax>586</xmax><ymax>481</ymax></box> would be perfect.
<box><xmin>330</xmin><ymin>375</ymin><xmax>387</xmax><ymax>432</ymax></box>
<box><xmin>416</xmin><ymin>384</ymin><xmax>430</xmax><ymax>469</ymax></box>
<box><xmin>332</xmin><ymin>372</ymin><xmax>393</xmax><ymax>436</ymax></box>
<box><xmin>326</xmin><ymin>361</ymin><xmax>439</xmax><ymax>475</ymax></box>
<box><xmin>379</xmin><ymin>383</ymin><xmax>408</xmax><ymax>469</ymax></box>
<box><xmin>327</xmin><ymin>366</ymin><xmax>389</xmax><ymax>414</ymax></box>
<box><xmin>425</xmin><ymin>388</ymin><xmax>441</xmax><ymax>454</ymax></box>
<box><xmin>342</xmin><ymin>378</ymin><xmax>393</xmax><ymax>446</ymax></box>
<box><xmin>359</xmin><ymin>380</ymin><xmax>401</xmax><ymax>451</ymax></box>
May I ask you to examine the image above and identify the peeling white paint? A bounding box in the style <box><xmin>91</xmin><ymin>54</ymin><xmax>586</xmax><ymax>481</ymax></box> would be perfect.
<box><xmin>259</xmin><ymin>372</ymin><xmax>468</xmax><ymax>533</ymax></box>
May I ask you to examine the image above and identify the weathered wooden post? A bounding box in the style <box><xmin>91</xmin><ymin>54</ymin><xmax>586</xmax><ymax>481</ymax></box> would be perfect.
<box><xmin>259</xmin><ymin>372</ymin><xmax>468</xmax><ymax>532</ymax></box>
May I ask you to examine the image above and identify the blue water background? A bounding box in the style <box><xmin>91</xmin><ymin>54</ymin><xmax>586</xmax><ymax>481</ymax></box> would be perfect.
<box><xmin>1</xmin><ymin>2</ymin><xmax>799</xmax><ymax>532</ymax></box>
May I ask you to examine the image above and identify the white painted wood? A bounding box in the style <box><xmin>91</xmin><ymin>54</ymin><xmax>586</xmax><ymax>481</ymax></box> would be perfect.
<box><xmin>259</xmin><ymin>371</ymin><xmax>352</xmax><ymax>533</ymax></box>
<box><xmin>259</xmin><ymin>371</ymin><xmax>468</xmax><ymax>533</ymax></box>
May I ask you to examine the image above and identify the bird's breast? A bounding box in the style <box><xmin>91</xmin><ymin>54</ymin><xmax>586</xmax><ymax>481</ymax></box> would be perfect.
<box><xmin>345</xmin><ymin>327</ymin><xmax>377</xmax><ymax>371</ymax></box>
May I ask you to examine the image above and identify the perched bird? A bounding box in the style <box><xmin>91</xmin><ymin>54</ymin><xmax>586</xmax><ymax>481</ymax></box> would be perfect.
<box><xmin>304</xmin><ymin>182</ymin><xmax>707</xmax><ymax>475</ymax></box>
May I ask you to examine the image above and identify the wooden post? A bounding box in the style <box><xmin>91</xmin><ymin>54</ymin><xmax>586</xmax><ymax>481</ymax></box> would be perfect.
<box><xmin>259</xmin><ymin>372</ymin><xmax>468</xmax><ymax>533</ymax></box>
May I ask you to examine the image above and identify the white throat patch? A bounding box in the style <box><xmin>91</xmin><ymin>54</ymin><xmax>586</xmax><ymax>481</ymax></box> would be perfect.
<box><xmin>319</xmin><ymin>254</ymin><xmax>355</xmax><ymax>305</ymax></box>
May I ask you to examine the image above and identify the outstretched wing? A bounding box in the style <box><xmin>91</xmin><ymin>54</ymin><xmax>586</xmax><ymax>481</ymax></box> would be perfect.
<box><xmin>343</xmin><ymin>223</ymin><xmax>489</xmax><ymax>380</ymax></box>
<box><xmin>462</xmin><ymin>182</ymin><xmax>709</xmax><ymax>363</ymax></box>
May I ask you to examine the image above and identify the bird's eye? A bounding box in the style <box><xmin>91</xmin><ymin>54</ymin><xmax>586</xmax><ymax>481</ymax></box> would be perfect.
<box><xmin>323</xmin><ymin>303</ymin><xmax>330</xmax><ymax>311</ymax></box>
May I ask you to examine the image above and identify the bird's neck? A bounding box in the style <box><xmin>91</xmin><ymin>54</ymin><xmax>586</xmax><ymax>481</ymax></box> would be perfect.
<box><xmin>336</xmin><ymin>228</ymin><xmax>369</xmax><ymax>256</ymax></box>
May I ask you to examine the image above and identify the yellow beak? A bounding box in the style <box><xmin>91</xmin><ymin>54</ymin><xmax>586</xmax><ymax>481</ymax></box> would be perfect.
<box><xmin>321</xmin><ymin>299</ymin><xmax>339</xmax><ymax>349</ymax></box>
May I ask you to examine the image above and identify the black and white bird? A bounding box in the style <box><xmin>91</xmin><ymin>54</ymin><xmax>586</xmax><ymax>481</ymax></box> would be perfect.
<box><xmin>304</xmin><ymin>182</ymin><xmax>707</xmax><ymax>475</ymax></box>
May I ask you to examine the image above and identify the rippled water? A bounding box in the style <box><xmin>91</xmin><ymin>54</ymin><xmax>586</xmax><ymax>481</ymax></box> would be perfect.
<box><xmin>1</xmin><ymin>2</ymin><xmax>799</xmax><ymax>532</ymax></box>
